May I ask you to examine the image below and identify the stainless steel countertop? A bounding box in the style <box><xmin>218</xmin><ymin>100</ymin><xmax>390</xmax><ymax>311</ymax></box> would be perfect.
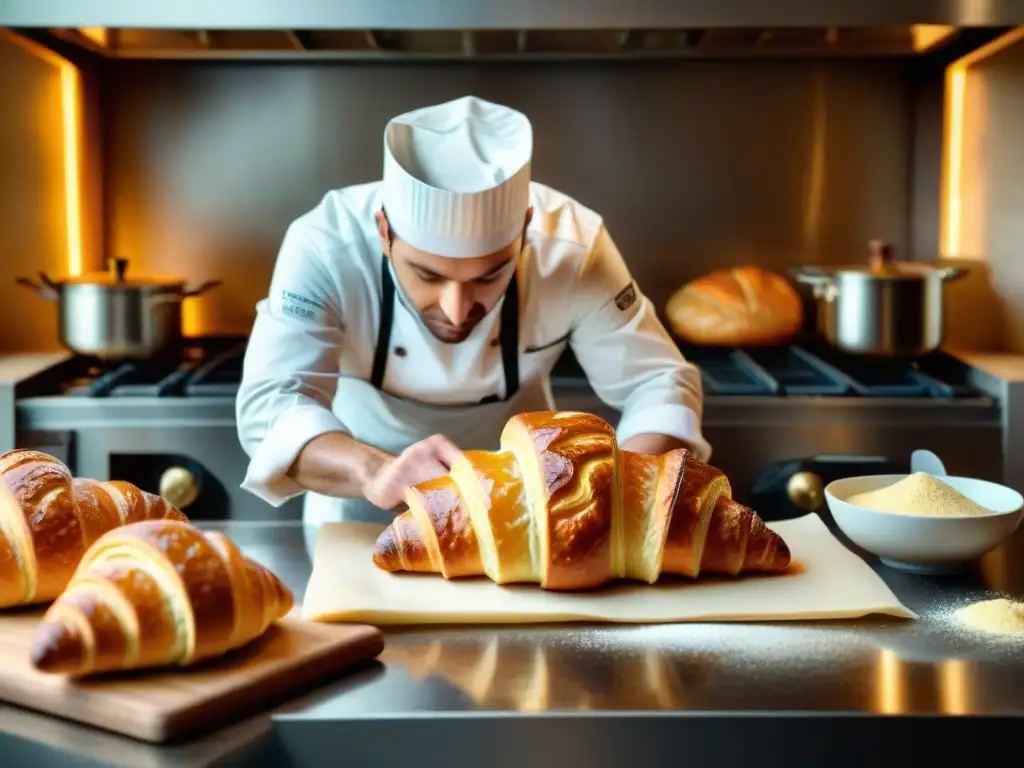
<box><xmin>245</xmin><ymin>511</ymin><xmax>1024</xmax><ymax>717</ymax></box>
<box><xmin>1</xmin><ymin>510</ymin><xmax>1022</xmax><ymax>767</ymax></box>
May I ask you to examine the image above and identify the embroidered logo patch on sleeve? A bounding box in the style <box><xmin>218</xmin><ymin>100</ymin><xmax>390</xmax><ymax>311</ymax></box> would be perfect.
<box><xmin>279</xmin><ymin>289</ymin><xmax>325</xmax><ymax>322</ymax></box>
<box><xmin>614</xmin><ymin>282</ymin><xmax>637</xmax><ymax>312</ymax></box>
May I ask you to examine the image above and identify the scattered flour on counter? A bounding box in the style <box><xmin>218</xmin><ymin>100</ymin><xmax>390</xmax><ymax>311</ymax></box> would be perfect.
<box><xmin>551</xmin><ymin>622</ymin><xmax>870</xmax><ymax>668</ymax></box>
<box><xmin>845</xmin><ymin>472</ymin><xmax>995</xmax><ymax>517</ymax></box>
<box><xmin>923</xmin><ymin>594</ymin><xmax>1024</xmax><ymax>655</ymax></box>
<box><xmin>953</xmin><ymin>598</ymin><xmax>1024</xmax><ymax>636</ymax></box>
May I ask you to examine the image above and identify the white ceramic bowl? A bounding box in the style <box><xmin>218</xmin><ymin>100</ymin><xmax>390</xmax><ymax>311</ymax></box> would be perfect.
<box><xmin>825</xmin><ymin>474</ymin><xmax>1024</xmax><ymax>574</ymax></box>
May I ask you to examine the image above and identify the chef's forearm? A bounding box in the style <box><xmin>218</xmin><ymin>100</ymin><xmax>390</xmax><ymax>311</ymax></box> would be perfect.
<box><xmin>620</xmin><ymin>433</ymin><xmax>689</xmax><ymax>456</ymax></box>
<box><xmin>288</xmin><ymin>431</ymin><xmax>393</xmax><ymax>499</ymax></box>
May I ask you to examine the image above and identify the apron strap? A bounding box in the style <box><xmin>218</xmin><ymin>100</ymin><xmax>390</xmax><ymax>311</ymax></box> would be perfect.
<box><xmin>370</xmin><ymin>256</ymin><xmax>395</xmax><ymax>390</ymax></box>
<box><xmin>371</xmin><ymin>255</ymin><xmax>520</xmax><ymax>402</ymax></box>
<box><xmin>499</xmin><ymin>271</ymin><xmax>520</xmax><ymax>401</ymax></box>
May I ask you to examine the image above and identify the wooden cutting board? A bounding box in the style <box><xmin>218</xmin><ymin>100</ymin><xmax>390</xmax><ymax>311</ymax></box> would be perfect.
<box><xmin>0</xmin><ymin>607</ymin><xmax>384</xmax><ymax>744</ymax></box>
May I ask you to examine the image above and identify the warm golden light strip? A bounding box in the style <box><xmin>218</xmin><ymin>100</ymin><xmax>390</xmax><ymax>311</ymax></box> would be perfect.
<box><xmin>182</xmin><ymin>300</ymin><xmax>201</xmax><ymax>337</ymax></box>
<box><xmin>941</xmin><ymin>27</ymin><xmax>1024</xmax><ymax>258</ymax></box>
<box><xmin>942</xmin><ymin>66</ymin><xmax>965</xmax><ymax>257</ymax></box>
<box><xmin>875</xmin><ymin>649</ymin><xmax>905</xmax><ymax>714</ymax></box>
<box><xmin>912</xmin><ymin>25</ymin><xmax>956</xmax><ymax>53</ymax></box>
<box><xmin>939</xmin><ymin>659</ymin><xmax>971</xmax><ymax>715</ymax></box>
<box><xmin>801</xmin><ymin>66</ymin><xmax>826</xmax><ymax>251</ymax></box>
<box><xmin>61</xmin><ymin>64</ymin><xmax>84</xmax><ymax>275</ymax></box>
<box><xmin>2</xmin><ymin>31</ymin><xmax>85</xmax><ymax>275</ymax></box>
<box><xmin>78</xmin><ymin>28</ymin><xmax>110</xmax><ymax>48</ymax></box>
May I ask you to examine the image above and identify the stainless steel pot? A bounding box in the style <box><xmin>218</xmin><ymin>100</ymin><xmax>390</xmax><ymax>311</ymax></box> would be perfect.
<box><xmin>791</xmin><ymin>241</ymin><xmax>967</xmax><ymax>357</ymax></box>
<box><xmin>16</xmin><ymin>258</ymin><xmax>221</xmax><ymax>360</ymax></box>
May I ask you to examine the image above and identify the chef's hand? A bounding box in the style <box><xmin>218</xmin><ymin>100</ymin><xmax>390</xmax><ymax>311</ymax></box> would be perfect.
<box><xmin>620</xmin><ymin>433</ymin><xmax>691</xmax><ymax>456</ymax></box>
<box><xmin>362</xmin><ymin>434</ymin><xmax>464</xmax><ymax>512</ymax></box>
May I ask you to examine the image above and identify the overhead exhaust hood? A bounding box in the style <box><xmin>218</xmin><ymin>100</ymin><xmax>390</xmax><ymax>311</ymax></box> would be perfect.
<box><xmin>36</xmin><ymin>26</ymin><xmax>973</xmax><ymax>60</ymax></box>
<box><xmin>5</xmin><ymin>0</ymin><xmax>1024</xmax><ymax>60</ymax></box>
<box><xmin>5</xmin><ymin>0</ymin><xmax>1024</xmax><ymax>30</ymax></box>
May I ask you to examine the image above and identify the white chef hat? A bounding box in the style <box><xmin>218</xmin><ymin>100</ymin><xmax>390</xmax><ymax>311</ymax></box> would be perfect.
<box><xmin>381</xmin><ymin>96</ymin><xmax>533</xmax><ymax>259</ymax></box>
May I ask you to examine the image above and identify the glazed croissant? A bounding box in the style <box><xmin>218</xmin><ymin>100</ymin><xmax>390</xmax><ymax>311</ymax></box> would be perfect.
<box><xmin>0</xmin><ymin>449</ymin><xmax>189</xmax><ymax>609</ymax></box>
<box><xmin>31</xmin><ymin>519</ymin><xmax>294</xmax><ymax>677</ymax></box>
<box><xmin>373</xmin><ymin>411</ymin><xmax>790</xmax><ymax>590</ymax></box>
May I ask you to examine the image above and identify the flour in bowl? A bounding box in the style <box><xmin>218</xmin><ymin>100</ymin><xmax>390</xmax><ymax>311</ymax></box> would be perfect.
<box><xmin>845</xmin><ymin>472</ymin><xmax>994</xmax><ymax>517</ymax></box>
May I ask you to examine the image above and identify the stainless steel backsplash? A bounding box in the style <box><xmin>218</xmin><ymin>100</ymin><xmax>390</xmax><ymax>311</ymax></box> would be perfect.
<box><xmin>103</xmin><ymin>59</ymin><xmax>918</xmax><ymax>336</ymax></box>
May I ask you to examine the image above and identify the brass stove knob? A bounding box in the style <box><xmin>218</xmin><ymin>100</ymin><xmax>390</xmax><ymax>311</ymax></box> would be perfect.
<box><xmin>160</xmin><ymin>466</ymin><xmax>200</xmax><ymax>509</ymax></box>
<box><xmin>787</xmin><ymin>471</ymin><xmax>825</xmax><ymax>513</ymax></box>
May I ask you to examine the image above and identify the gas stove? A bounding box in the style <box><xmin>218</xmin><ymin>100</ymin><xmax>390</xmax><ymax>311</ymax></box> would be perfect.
<box><xmin>10</xmin><ymin>335</ymin><xmax>1006</xmax><ymax>523</ymax></box>
<box><xmin>550</xmin><ymin>341</ymin><xmax>1004</xmax><ymax>513</ymax></box>
<box><xmin>552</xmin><ymin>341</ymin><xmax>986</xmax><ymax>400</ymax></box>
<box><xmin>16</xmin><ymin>335</ymin><xmax>986</xmax><ymax>402</ymax></box>
<box><xmin>16</xmin><ymin>335</ymin><xmax>246</xmax><ymax>400</ymax></box>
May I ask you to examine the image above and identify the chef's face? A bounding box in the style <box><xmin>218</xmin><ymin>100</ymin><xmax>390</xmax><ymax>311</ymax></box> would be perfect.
<box><xmin>377</xmin><ymin>208</ymin><xmax>532</xmax><ymax>344</ymax></box>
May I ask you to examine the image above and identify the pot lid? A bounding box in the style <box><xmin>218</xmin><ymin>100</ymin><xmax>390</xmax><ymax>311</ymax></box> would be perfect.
<box><xmin>55</xmin><ymin>258</ymin><xmax>186</xmax><ymax>288</ymax></box>
<box><xmin>825</xmin><ymin>241</ymin><xmax>958</xmax><ymax>279</ymax></box>
<box><xmin>840</xmin><ymin>262</ymin><xmax>939</xmax><ymax>278</ymax></box>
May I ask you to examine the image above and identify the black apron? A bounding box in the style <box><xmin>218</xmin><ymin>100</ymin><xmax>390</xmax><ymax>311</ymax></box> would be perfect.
<box><xmin>370</xmin><ymin>256</ymin><xmax>520</xmax><ymax>404</ymax></box>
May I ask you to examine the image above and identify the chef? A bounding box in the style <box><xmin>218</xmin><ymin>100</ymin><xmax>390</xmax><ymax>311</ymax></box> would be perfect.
<box><xmin>236</xmin><ymin>95</ymin><xmax>710</xmax><ymax>529</ymax></box>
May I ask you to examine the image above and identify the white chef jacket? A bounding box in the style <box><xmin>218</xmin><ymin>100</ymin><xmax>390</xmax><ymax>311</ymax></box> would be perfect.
<box><xmin>236</xmin><ymin>180</ymin><xmax>710</xmax><ymax>511</ymax></box>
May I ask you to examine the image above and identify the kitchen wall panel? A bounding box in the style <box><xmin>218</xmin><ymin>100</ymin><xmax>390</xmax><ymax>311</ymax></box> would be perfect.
<box><xmin>103</xmin><ymin>59</ymin><xmax>915</xmax><ymax>336</ymax></box>
<box><xmin>0</xmin><ymin>35</ymin><xmax>68</xmax><ymax>352</ymax></box>
<box><xmin>960</xmin><ymin>38</ymin><xmax>1024</xmax><ymax>352</ymax></box>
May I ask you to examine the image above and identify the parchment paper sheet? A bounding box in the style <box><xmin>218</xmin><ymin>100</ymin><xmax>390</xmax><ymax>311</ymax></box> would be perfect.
<box><xmin>302</xmin><ymin>514</ymin><xmax>917</xmax><ymax>625</ymax></box>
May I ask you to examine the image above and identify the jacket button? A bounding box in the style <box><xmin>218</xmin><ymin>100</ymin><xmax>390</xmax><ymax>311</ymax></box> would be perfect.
<box><xmin>394</xmin><ymin>346</ymin><xmax>407</xmax><ymax>357</ymax></box>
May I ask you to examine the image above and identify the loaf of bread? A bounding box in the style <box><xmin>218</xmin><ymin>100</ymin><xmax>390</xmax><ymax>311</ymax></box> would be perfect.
<box><xmin>373</xmin><ymin>411</ymin><xmax>789</xmax><ymax>590</ymax></box>
<box><xmin>0</xmin><ymin>449</ymin><xmax>188</xmax><ymax>609</ymax></box>
<box><xmin>31</xmin><ymin>519</ymin><xmax>294</xmax><ymax>677</ymax></box>
<box><xmin>665</xmin><ymin>266</ymin><xmax>803</xmax><ymax>346</ymax></box>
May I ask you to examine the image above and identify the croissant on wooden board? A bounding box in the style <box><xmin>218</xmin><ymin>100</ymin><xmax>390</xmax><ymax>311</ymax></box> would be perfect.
<box><xmin>0</xmin><ymin>449</ymin><xmax>189</xmax><ymax>609</ymax></box>
<box><xmin>30</xmin><ymin>519</ymin><xmax>294</xmax><ymax>677</ymax></box>
<box><xmin>373</xmin><ymin>411</ymin><xmax>790</xmax><ymax>591</ymax></box>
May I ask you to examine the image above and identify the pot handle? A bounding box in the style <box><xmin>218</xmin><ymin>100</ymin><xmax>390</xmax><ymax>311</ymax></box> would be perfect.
<box><xmin>790</xmin><ymin>266</ymin><xmax>830</xmax><ymax>283</ymax></box>
<box><xmin>181</xmin><ymin>279</ymin><xmax>222</xmax><ymax>299</ymax></box>
<box><xmin>14</xmin><ymin>276</ymin><xmax>58</xmax><ymax>302</ymax></box>
<box><xmin>790</xmin><ymin>266</ymin><xmax>838</xmax><ymax>286</ymax></box>
<box><xmin>790</xmin><ymin>266</ymin><xmax>837</xmax><ymax>300</ymax></box>
<box><xmin>937</xmin><ymin>266</ymin><xmax>968</xmax><ymax>283</ymax></box>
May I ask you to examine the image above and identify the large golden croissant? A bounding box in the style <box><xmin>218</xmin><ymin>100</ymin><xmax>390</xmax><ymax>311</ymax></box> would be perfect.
<box><xmin>373</xmin><ymin>411</ymin><xmax>790</xmax><ymax>590</ymax></box>
<box><xmin>31</xmin><ymin>519</ymin><xmax>294</xmax><ymax>677</ymax></box>
<box><xmin>0</xmin><ymin>449</ymin><xmax>189</xmax><ymax>609</ymax></box>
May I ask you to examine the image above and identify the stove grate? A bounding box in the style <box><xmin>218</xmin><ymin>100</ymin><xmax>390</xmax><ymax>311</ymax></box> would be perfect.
<box><xmin>679</xmin><ymin>343</ymin><xmax>979</xmax><ymax>399</ymax></box>
<box><xmin>684</xmin><ymin>348</ymin><xmax>781</xmax><ymax>396</ymax></box>
<box><xmin>184</xmin><ymin>344</ymin><xmax>246</xmax><ymax>397</ymax></box>
<box><xmin>34</xmin><ymin>337</ymin><xmax>248</xmax><ymax>399</ymax></box>
<box><xmin>742</xmin><ymin>346</ymin><xmax>853</xmax><ymax>395</ymax></box>
<box><xmin>24</xmin><ymin>336</ymin><xmax>983</xmax><ymax>401</ymax></box>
